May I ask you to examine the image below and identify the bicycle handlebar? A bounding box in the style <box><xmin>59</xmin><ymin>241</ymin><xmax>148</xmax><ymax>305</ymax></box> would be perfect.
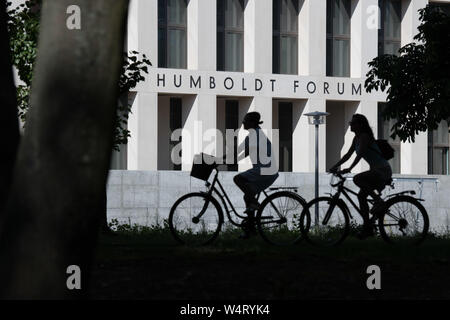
<box><xmin>329</xmin><ymin>171</ymin><xmax>348</xmax><ymax>187</ymax></box>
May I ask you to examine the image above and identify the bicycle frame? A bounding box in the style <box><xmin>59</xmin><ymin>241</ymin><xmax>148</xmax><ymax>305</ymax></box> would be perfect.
<box><xmin>325</xmin><ymin>181</ymin><xmax>361</xmax><ymax>221</ymax></box>
<box><xmin>299</xmin><ymin>173</ymin><xmax>431</xmax><ymax>246</ymax></box>
<box><xmin>197</xmin><ymin>168</ymin><xmax>292</xmax><ymax>227</ymax></box>
<box><xmin>324</xmin><ymin>174</ymin><xmax>422</xmax><ymax>223</ymax></box>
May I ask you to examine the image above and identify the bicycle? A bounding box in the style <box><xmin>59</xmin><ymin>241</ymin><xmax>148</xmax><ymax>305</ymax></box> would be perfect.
<box><xmin>168</xmin><ymin>154</ymin><xmax>308</xmax><ymax>246</ymax></box>
<box><xmin>299</xmin><ymin>171</ymin><xmax>429</xmax><ymax>246</ymax></box>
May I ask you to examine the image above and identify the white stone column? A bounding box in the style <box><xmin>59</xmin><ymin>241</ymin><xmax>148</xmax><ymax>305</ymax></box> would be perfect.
<box><xmin>296</xmin><ymin>1</ymin><xmax>327</xmax><ymax>171</ymax></box>
<box><xmin>181</xmin><ymin>94</ymin><xmax>217</xmax><ymax>171</ymax></box>
<box><xmin>127</xmin><ymin>0</ymin><xmax>157</xmax><ymax>171</ymax></box>
<box><xmin>400</xmin><ymin>0</ymin><xmax>428</xmax><ymax>174</ymax></box>
<box><xmin>350</xmin><ymin>0</ymin><xmax>379</xmax><ymax>78</ymax></box>
<box><xmin>127</xmin><ymin>92</ymin><xmax>158</xmax><ymax>170</ymax></box>
<box><xmin>244</xmin><ymin>0</ymin><xmax>272</xmax><ymax>74</ymax></box>
<box><xmin>401</xmin><ymin>133</ymin><xmax>428</xmax><ymax>174</ymax></box>
<box><xmin>251</xmin><ymin>96</ymin><xmax>273</xmax><ymax>132</ymax></box>
<box><xmin>127</xmin><ymin>0</ymin><xmax>158</xmax><ymax>67</ymax></box>
<box><xmin>402</xmin><ymin>0</ymin><xmax>428</xmax><ymax>45</ymax></box>
<box><xmin>187</xmin><ymin>0</ymin><xmax>216</xmax><ymax>71</ymax></box>
<box><xmin>292</xmin><ymin>98</ymin><xmax>327</xmax><ymax>172</ymax></box>
<box><xmin>298</xmin><ymin>0</ymin><xmax>327</xmax><ymax>76</ymax></box>
<box><xmin>361</xmin><ymin>100</ymin><xmax>378</xmax><ymax>143</ymax></box>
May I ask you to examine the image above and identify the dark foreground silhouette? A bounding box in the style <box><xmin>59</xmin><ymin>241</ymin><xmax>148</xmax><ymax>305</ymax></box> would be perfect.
<box><xmin>90</xmin><ymin>232</ymin><xmax>450</xmax><ymax>299</ymax></box>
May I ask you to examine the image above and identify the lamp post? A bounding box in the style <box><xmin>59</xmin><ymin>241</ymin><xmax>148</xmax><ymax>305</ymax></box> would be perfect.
<box><xmin>304</xmin><ymin>111</ymin><xmax>330</xmax><ymax>226</ymax></box>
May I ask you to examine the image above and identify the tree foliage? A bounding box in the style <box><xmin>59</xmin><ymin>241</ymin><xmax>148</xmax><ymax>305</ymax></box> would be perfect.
<box><xmin>115</xmin><ymin>51</ymin><xmax>151</xmax><ymax>150</ymax></box>
<box><xmin>6</xmin><ymin>0</ymin><xmax>151</xmax><ymax>150</ymax></box>
<box><xmin>365</xmin><ymin>5</ymin><xmax>450</xmax><ymax>142</ymax></box>
<box><xmin>6</xmin><ymin>0</ymin><xmax>40</xmax><ymax>122</ymax></box>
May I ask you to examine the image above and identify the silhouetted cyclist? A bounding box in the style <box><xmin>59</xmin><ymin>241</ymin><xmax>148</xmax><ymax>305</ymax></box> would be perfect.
<box><xmin>329</xmin><ymin>114</ymin><xmax>392</xmax><ymax>239</ymax></box>
<box><xmin>222</xmin><ymin>112</ymin><xmax>279</xmax><ymax>238</ymax></box>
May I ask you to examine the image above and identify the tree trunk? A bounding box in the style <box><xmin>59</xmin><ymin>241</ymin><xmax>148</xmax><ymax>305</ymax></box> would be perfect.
<box><xmin>0</xmin><ymin>0</ymin><xmax>129</xmax><ymax>299</ymax></box>
<box><xmin>0</xmin><ymin>0</ymin><xmax>20</xmax><ymax>213</ymax></box>
<box><xmin>101</xmin><ymin>187</ymin><xmax>114</xmax><ymax>233</ymax></box>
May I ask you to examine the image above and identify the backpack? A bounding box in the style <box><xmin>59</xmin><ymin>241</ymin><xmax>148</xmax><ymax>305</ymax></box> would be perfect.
<box><xmin>371</xmin><ymin>139</ymin><xmax>395</xmax><ymax>160</ymax></box>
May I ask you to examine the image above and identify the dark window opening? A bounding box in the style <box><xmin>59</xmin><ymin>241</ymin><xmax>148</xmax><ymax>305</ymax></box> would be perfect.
<box><xmin>217</xmin><ymin>0</ymin><xmax>245</xmax><ymax>71</ymax></box>
<box><xmin>278</xmin><ymin>102</ymin><xmax>293</xmax><ymax>172</ymax></box>
<box><xmin>428</xmin><ymin>120</ymin><xmax>450</xmax><ymax>175</ymax></box>
<box><xmin>170</xmin><ymin>98</ymin><xmax>182</xmax><ymax>170</ymax></box>
<box><xmin>158</xmin><ymin>0</ymin><xmax>187</xmax><ymax>69</ymax></box>
<box><xmin>225</xmin><ymin>100</ymin><xmax>239</xmax><ymax>171</ymax></box>
<box><xmin>273</xmin><ymin>0</ymin><xmax>299</xmax><ymax>75</ymax></box>
<box><xmin>378</xmin><ymin>103</ymin><xmax>401</xmax><ymax>173</ymax></box>
<box><xmin>378</xmin><ymin>0</ymin><xmax>402</xmax><ymax>56</ymax></box>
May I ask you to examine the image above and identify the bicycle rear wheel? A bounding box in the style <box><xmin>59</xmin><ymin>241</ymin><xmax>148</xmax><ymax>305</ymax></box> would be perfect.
<box><xmin>169</xmin><ymin>192</ymin><xmax>223</xmax><ymax>246</ymax></box>
<box><xmin>378</xmin><ymin>195</ymin><xmax>429</xmax><ymax>245</ymax></box>
<box><xmin>256</xmin><ymin>191</ymin><xmax>307</xmax><ymax>246</ymax></box>
<box><xmin>300</xmin><ymin>197</ymin><xmax>350</xmax><ymax>246</ymax></box>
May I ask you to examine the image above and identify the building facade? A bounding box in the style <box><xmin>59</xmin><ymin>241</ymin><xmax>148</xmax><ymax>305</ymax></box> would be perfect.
<box><xmin>118</xmin><ymin>0</ymin><xmax>450</xmax><ymax>176</ymax></box>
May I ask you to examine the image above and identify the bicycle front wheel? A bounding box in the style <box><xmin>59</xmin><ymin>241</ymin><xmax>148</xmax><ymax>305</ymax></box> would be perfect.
<box><xmin>378</xmin><ymin>195</ymin><xmax>429</xmax><ymax>245</ymax></box>
<box><xmin>256</xmin><ymin>191</ymin><xmax>307</xmax><ymax>246</ymax></box>
<box><xmin>169</xmin><ymin>192</ymin><xmax>223</xmax><ymax>246</ymax></box>
<box><xmin>300</xmin><ymin>197</ymin><xmax>350</xmax><ymax>246</ymax></box>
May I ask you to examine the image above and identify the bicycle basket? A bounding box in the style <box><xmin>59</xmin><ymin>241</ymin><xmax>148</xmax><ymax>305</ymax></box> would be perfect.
<box><xmin>191</xmin><ymin>153</ymin><xmax>217</xmax><ymax>181</ymax></box>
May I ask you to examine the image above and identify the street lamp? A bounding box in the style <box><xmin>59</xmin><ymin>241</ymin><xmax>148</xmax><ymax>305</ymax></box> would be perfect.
<box><xmin>304</xmin><ymin>111</ymin><xmax>330</xmax><ymax>226</ymax></box>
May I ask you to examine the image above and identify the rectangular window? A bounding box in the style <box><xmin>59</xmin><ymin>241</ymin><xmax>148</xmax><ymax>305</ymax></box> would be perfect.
<box><xmin>378</xmin><ymin>0</ymin><xmax>402</xmax><ymax>56</ymax></box>
<box><xmin>273</xmin><ymin>0</ymin><xmax>299</xmax><ymax>74</ymax></box>
<box><xmin>428</xmin><ymin>120</ymin><xmax>450</xmax><ymax>175</ymax></box>
<box><xmin>217</xmin><ymin>0</ymin><xmax>245</xmax><ymax>71</ymax></box>
<box><xmin>169</xmin><ymin>98</ymin><xmax>182</xmax><ymax>171</ymax></box>
<box><xmin>158</xmin><ymin>0</ymin><xmax>187</xmax><ymax>69</ymax></box>
<box><xmin>326</xmin><ymin>0</ymin><xmax>351</xmax><ymax>77</ymax></box>
<box><xmin>225</xmin><ymin>100</ymin><xmax>239</xmax><ymax>171</ymax></box>
<box><xmin>429</xmin><ymin>2</ymin><xmax>450</xmax><ymax>16</ymax></box>
<box><xmin>378</xmin><ymin>103</ymin><xmax>401</xmax><ymax>173</ymax></box>
<box><xmin>278</xmin><ymin>102</ymin><xmax>293</xmax><ymax>172</ymax></box>
<box><xmin>110</xmin><ymin>147</ymin><xmax>127</xmax><ymax>170</ymax></box>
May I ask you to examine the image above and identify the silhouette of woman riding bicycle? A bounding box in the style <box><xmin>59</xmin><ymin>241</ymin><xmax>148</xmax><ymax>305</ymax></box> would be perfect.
<box><xmin>329</xmin><ymin>114</ymin><xmax>392</xmax><ymax>239</ymax></box>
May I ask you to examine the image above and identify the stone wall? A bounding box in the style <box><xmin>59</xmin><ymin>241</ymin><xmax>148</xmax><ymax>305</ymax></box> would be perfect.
<box><xmin>107</xmin><ymin>170</ymin><xmax>450</xmax><ymax>234</ymax></box>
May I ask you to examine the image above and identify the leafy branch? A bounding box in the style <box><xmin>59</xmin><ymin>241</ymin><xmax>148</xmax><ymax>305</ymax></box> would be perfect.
<box><xmin>6</xmin><ymin>1</ymin><xmax>152</xmax><ymax>151</ymax></box>
<box><xmin>364</xmin><ymin>5</ymin><xmax>450</xmax><ymax>142</ymax></box>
